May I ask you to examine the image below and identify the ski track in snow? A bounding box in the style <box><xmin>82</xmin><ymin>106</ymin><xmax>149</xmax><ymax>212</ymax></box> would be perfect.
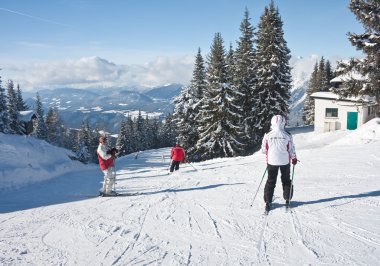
<box><xmin>2</xmin><ymin>123</ymin><xmax>380</xmax><ymax>265</ymax></box>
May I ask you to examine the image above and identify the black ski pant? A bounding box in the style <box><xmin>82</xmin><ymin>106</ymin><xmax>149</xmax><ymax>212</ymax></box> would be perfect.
<box><xmin>263</xmin><ymin>164</ymin><xmax>293</xmax><ymax>203</ymax></box>
<box><xmin>170</xmin><ymin>160</ymin><xmax>180</xmax><ymax>172</ymax></box>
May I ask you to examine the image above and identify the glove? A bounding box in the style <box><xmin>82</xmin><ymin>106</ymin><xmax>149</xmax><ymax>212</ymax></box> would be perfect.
<box><xmin>111</xmin><ymin>148</ymin><xmax>119</xmax><ymax>156</ymax></box>
<box><xmin>292</xmin><ymin>158</ymin><xmax>297</xmax><ymax>165</ymax></box>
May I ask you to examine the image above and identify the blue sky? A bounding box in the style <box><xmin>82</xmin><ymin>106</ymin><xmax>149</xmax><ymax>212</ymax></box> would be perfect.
<box><xmin>0</xmin><ymin>0</ymin><xmax>364</xmax><ymax>90</ymax></box>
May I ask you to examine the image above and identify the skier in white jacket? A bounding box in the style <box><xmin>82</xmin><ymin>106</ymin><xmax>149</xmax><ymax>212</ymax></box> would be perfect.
<box><xmin>261</xmin><ymin>115</ymin><xmax>297</xmax><ymax>211</ymax></box>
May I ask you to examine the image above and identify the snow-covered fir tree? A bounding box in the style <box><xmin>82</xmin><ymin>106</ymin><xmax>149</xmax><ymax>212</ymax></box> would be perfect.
<box><xmin>303</xmin><ymin>58</ymin><xmax>336</xmax><ymax>125</ymax></box>
<box><xmin>325</xmin><ymin>60</ymin><xmax>334</xmax><ymax>87</ymax></box>
<box><xmin>173</xmin><ymin>86</ymin><xmax>192</xmax><ymax>143</ymax></box>
<box><xmin>61</xmin><ymin>128</ymin><xmax>79</xmax><ymax>152</ymax></box>
<box><xmin>134</xmin><ymin>111</ymin><xmax>149</xmax><ymax>152</ymax></box>
<box><xmin>16</xmin><ymin>84</ymin><xmax>28</xmax><ymax>111</ymax></box>
<box><xmin>126</xmin><ymin>115</ymin><xmax>139</xmax><ymax>153</ymax></box>
<box><xmin>317</xmin><ymin>57</ymin><xmax>330</xmax><ymax>92</ymax></box>
<box><xmin>32</xmin><ymin>92</ymin><xmax>48</xmax><ymax>140</ymax></box>
<box><xmin>334</xmin><ymin>0</ymin><xmax>380</xmax><ymax>115</ymax></box>
<box><xmin>0</xmin><ymin>75</ymin><xmax>10</xmax><ymax>133</ymax></box>
<box><xmin>226</xmin><ymin>43</ymin><xmax>236</xmax><ymax>85</ymax></box>
<box><xmin>233</xmin><ymin>8</ymin><xmax>258</xmax><ymax>150</ymax></box>
<box><xmin>303</xmin><ymin>62</ymin><xmax>319</xmax><ymax>125</ymax></box>
<box><xmin>116</xmin><ymin>119</ymin><xmax>130</xmax><ymax>156</ymax></box>
<box><xmin>45</xmin><ymin>107</ymin><xmax>65</xmax><ymax>146</ymax></box>
<box><xmin>159</xmin><ymin>113</ymin><xmax>177</xmax><ymax>148</ymax></box>
<box><xmin>173</xmin><ymin>48</ymin><xmax>206</xmax><ymax>160</ymax></box>
<box><xmin>254</xmin><ymin>1</ymin><xmax>292</xmax><ymax>137</ymax></box>
<box><xmin>90</xmin><ymin>125</ymin><xmax>101</xmax><ymax>161</ymax></box>
<box><xmin>196</xmin><ymin>33</ymin><xmax>244</xmax><ymax>160</ymax></box>
<box><xmin>149</xmin><ymin>117</ymin><xmax>160</xmax><ymax>149</ymax></box>
<box><xmin>77</xmin><ymin>119</ymin><xmax>95</xmax><ymax>163</ymax></box>
<box><xmin>7</xmin><ymin>80</ymin><xmax>23</xmax><ymax>134</ymax></box>
<box><xmin>143</xmin><ymin>114</ymin><xmax>154</xmax><ymax>149</ymax></box>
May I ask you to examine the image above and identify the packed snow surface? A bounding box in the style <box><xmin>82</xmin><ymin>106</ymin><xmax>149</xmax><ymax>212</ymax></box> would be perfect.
<box><xmin>1</xmin><ymin>118</ymin><xmax>380</xmax><ymax>265</ymax></box>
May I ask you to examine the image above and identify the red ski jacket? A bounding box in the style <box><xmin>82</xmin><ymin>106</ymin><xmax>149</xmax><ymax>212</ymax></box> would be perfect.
<box><xmin>171</xmin><ymin>145</ymin><xmax>185</xmax><ymax>162</ymax></box>
<box><xmin>97</xmin><ymin>144</ymin><xmax>115</xmax><ymax>171</ymax></box>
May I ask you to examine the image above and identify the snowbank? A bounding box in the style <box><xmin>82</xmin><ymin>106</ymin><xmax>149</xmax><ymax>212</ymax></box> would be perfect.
<box><xmin>0</xmin><ymin>133</ymin><xmax>90</xmax><ymax>191</ymax></box>
<box><xmin>331</xmin><ymin>117</ymin><xmax>380</xmax><ymax>146</ymax></box>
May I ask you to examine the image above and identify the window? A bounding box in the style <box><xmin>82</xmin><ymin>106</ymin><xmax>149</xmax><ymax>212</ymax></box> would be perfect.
<box><xmin>325</xmin><ymin>108</ymin><xmax>338</xmax><ymax>118</ymax></box>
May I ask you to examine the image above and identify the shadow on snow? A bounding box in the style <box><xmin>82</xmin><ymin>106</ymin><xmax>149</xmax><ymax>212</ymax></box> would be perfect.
<box><xmin>290</xmin><ymin>190</ymin><xmax>380</xmax><ymax>209</ymax></box>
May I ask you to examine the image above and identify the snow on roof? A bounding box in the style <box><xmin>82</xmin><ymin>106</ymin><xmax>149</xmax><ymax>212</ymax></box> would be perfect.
<box><xmin>311</xmin><ymin>91</ymin><xmax>376</xmax><ymax>104</ymax></box>
<box><xmin>18</xmin><ymin>110</ymin><xmax>36</xmax><ymax>122</ymax></box>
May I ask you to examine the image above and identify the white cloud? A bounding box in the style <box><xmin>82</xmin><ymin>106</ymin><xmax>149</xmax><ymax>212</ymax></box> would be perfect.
<box><xmin>3</xmin><ymin>54</ymin><xmax>350</xmax><ymax>92</ymax></box>
<box><xmin>2</xmin><ymin>55</ymin><xmax>194</xmax><ymax>91</ymax></box>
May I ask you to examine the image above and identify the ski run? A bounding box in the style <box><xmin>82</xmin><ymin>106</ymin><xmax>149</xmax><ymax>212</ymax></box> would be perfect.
<box><xmin>1</xmin><ymin>118</ymin><xmax>380</xmax><ymax>265</ymax></box>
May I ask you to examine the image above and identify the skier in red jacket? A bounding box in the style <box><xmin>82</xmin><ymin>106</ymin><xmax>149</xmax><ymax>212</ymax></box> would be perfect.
<box><xmin>170</xmin><ymin>143</ymin><xmax>186</xmax><ymax>173</ymax></box>
<box><xmin>97</xmin><ymin>136</ymin><xmax>118</xmax><ymax>196</ymax></box>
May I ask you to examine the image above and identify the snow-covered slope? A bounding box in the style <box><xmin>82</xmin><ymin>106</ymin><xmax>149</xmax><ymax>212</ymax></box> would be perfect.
<box><xmin>1</xmin><ymin>118</ymin><xmax>380</xmax><ymax>265</ymax></box>
<box><xmin>0</xmin><ymin>133</ymin><xmax>92</xmax><ymax>191</ymax></box>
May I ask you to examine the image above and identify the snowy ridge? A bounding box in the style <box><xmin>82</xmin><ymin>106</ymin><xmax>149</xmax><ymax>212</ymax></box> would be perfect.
<box><xmin>0</xmin><ymin>119</ymin><xmax>380</xmax><ymax>265</ymax></box>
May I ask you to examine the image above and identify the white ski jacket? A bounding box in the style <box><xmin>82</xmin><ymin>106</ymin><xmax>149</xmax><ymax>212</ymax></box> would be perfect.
<box><xmin>261</xmin><ymin>115</ymin><xmax>297</xmax><ymax>166</ymax></box>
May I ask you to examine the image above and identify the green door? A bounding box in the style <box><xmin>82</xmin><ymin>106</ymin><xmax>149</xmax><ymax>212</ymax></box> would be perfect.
<box><xmin>347</xmin><ymin>112</ymin><xmax>358</xmax><ymax>130</ymax></box>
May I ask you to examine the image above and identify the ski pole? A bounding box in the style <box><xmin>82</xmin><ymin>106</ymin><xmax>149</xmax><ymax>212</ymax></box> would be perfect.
<box><xmin>289</xmin><ymin>164</ymin><xmax>296</xmax><ymax>205</ymax></box>
<box><xmin>187</xmin><ymin>161</ymin><xmax>197</xmax><ymax>171</ymax></box>
<box><xmin>250</xmin><ymin>166</ymin><xmax>268</xmax><ymax>207</ymax></box>
<box><xmin>113</xmin><ymin>157</ymin><xmax>117</xmax><ymax>192</ymax></box>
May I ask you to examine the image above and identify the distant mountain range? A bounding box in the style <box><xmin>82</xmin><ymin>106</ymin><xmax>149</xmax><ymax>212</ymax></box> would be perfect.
<box><xmin>24</xmin><ymin>84</ymin><xmax>182</xmax><ymax>133</ymax></box>
<box><xmin>23</xmin><ymin>56</ymin><xmax>323</xmax><ymax>132</ymax></box>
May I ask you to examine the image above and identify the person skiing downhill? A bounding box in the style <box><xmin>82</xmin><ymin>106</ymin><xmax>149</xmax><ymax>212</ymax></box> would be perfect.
<box><xmin>97</xmin><ymin>136</ymin><xmax>118</xmax><ymax>196</ymax></box>
<box><xmin>261</xmin><ymin>115</ymin><xmax>297</xmax><ymax>212</ymax></box>
<box><xmin>170</xmin><ymin>143</ymin><xmax>186</xmax><ymax>173</ymax></box>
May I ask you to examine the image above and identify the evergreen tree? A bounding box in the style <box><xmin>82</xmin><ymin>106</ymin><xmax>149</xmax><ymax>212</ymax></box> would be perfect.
<box><xmin>134</xmin><ymin>111</ymin><xmax>148</xmax><ymax>152</ymax></box>
<box><xmin>7</xmin><ymin>80</ymin><xmax>23</xmax><ymax>134</ymax></box>
<box><xmin>334</xmin><ymin>0</ymin><xmax>380</xmax><ymax>115</ymax></box>
<box><xmin>16</xmin><ymin>84</ymin><xmax>28</xmax><ymax>111</ymax></box>
<box><xmin>234</xmin><ymin>8</ymin><xmax>258</xmax><ymax>150</ymax></box>
<box><xmin>317</xmin><ymin>57</ymin><xmax>330</xmax><ymax>91</ymax></box>
<box><xmin>159</xmin><ymin>113</ymin><xmax>177</xmax><ymax>148</ymax></box>
<box><xmin>143</xmin><ymin>114</ymin><xmax>153</xmax><ymax>149</ymax></box>
<box><xmin>126</xmin><ymin>115</ymin><xmax>138</xmax><ymax>153</ymax></box>
<box><xmin>45</xmin><ymin>107</ymin><xmax>65</xmax><ymax>146</ymax></box>
<box><xmin>150</xmin><ymin>117</ymin><xmax>160</xmax><ymax>149</ymax></box>
<box><xmin>77</xmin><ymin>119</ymin><xmax>93</xmax><ymax>163</ymax></box>
<box><xmin>90</xmin><ymin>125</ymin><xmax>101</xmax><ymax>161</ymax></box>
<box><xmin>173</xmin><ymin>48</ymin><xmax>207</xmax><ymax>160</ymax></box>
<box><xmin>0</xmin><ymin>74</ymin><xmax>10</xmax><ymax>133</ymax></box>
<box><xmin>226</xmin><ymin>43</ymin><xmax>236</xmax><ymax>84</ymax></box>
<box><xmin>325</xmin><ymin>60</ymin><xmax>334</xmax><ymax>86</ymax></box>
<box><xmin>254</xmin><ymin>1</ymin><xmax>292</xmax><ymax>137</ymax></box>
<box><xmin>32</xmin><ymin>92</ymin><xmax>48</xmax><ymax>140</ymax></box>
<box><xmin>61</xmin><ymin>128</ymin><xmax>78</xmax><ymax>152</ymax></box>
<box><xmin>303</xmin><ymin>62</ymin><xmax>319</xmax><ymax>125</ymax></box>
<box><xmin>116</xmin><ymin>119</ymin><xmax>129</xmax><ymax>156</ymax></box>
<box><xmin>197</xmin><ymin>33</ymin><xmax>244</xmax><ymax>160</ymax></box>
<box><xmin>173</xmin><ymin>86</ymin><xmax>192</xmax><ymax>144</ymax></box>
